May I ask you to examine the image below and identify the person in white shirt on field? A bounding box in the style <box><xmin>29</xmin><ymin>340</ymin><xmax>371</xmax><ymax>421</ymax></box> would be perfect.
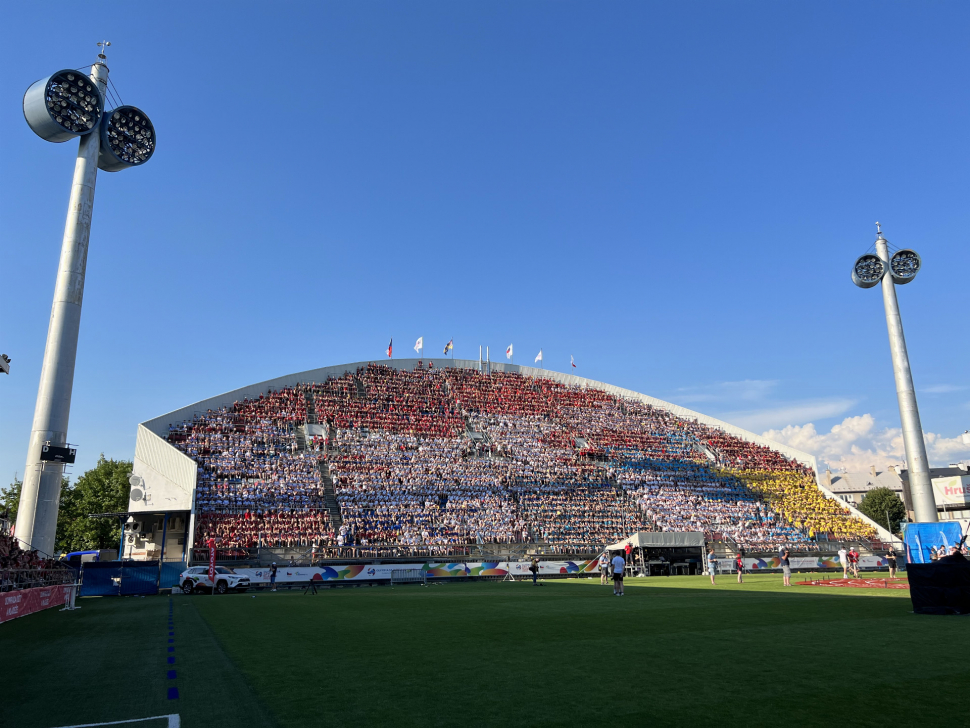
<box><xmin>838</xmin><ymin>546</ymin><xmax>848</xmax><ymax>578</ymax></box>
<box><xmin>611</xmin><ymin>553</ymin><xmax>626</xmax><ymax>596</ymax></box>
<box><xmin>598</xmin><ymin>552</ymin><xmax>609</xmax><ymax>585</ymax></box>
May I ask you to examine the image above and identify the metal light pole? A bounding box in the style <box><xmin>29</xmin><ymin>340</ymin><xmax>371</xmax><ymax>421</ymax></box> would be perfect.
<box><xmin>16</xmin><ymin>44</ymin><xmax>156</xmax><ymax>555</ymax></box>
<box><xmin>851</xmin><ymin>223</ymin><xmax>937</xmax><ymax>523</ymax></box>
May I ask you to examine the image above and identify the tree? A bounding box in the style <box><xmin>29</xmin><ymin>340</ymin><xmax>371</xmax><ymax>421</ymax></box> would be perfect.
<box><xmin>859</xmin><ymin>487</ymin><xmax>906</xmax><ymax>534</ymax></box>
<box><xmin>2</xmin><ymin>475</ymin><xmax>69</xmax><ymax>547</ymax></box>
<box><xmin>55</xmin><ymin>455</ymin><xmax>132</xmax><ymax>554</ymax></box>
<box><xmin>1</xmin><ymin>477</ymin><xmax>22</xmax><ymax>526</ymax></box>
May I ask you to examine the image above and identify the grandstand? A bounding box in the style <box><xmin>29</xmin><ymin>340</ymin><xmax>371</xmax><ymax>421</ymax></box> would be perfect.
<box><xmin>125</xmin><ymin>359</ymin><xmax>886</xmax><ymax>566</ymax></box>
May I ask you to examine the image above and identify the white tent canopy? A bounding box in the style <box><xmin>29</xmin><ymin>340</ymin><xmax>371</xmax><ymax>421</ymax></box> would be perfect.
<box><xmin>606</xmin><ymin>531</ymin><xmax>706</xmax><ymax>551</ymax></box>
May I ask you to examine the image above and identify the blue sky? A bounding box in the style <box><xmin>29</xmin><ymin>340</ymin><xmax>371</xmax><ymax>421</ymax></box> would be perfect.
<box><xmin>2</xmin><ymin>1</ymin><xmax>968</xmax><ymax>483</ymax></box>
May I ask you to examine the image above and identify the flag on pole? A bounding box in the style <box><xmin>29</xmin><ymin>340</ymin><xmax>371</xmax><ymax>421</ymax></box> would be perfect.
<box><xmin>570</xmin><ymin>355</ymin><xmax>576</xmax><ymax>368</ymax></box>
<box><xmin>506</xmin><ymin>344</ymin><xmax>513</xmax><ymax>359</ymax></box>
<box><xmin>386</xmin><ymin>338</ymin><xmax>393</xmax><ymax>358</ymax></box>
<box><xmin>414</xmin><ymin>337</ymin><xmax>423</xmax><ymax>354</ymax></box>
<box><xmin>444</xmin><ymin>339</ymin><xmax>454</xmax><ymax>355</ymax></box>
<box><xmin>535</xmin><ymin>349</ymin><xmax>543</xmax><ymax>363</ymax></box>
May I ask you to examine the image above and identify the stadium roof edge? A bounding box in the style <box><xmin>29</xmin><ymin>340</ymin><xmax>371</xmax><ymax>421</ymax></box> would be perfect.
<box><xmin>138</xmin><ymin>358</ymin><xmax>817</xmax><ymax>470</ymax></box>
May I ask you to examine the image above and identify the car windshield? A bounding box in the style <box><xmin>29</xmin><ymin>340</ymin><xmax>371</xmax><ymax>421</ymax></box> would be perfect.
<box><xmin>214</xmin><ymin>567</ymin><xmax>233</xmax><ymax>574</ymax></box>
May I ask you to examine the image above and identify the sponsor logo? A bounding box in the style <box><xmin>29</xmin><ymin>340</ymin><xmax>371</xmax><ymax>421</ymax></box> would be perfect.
<box><xmin>6</xmin><ymin>605</ymin><xmax>19</xmax><ymax>616</ymax></box>
<box><xmin>5</xmin><ymin>594</ymin><xmax>22</xmax><ymax>605</ymax></box>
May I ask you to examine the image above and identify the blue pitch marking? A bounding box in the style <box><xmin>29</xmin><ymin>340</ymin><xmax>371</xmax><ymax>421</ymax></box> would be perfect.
<box><xmin>167</xmin><ymin>597</ymin><xmax>179</xmax><ymax>700</ymax></box>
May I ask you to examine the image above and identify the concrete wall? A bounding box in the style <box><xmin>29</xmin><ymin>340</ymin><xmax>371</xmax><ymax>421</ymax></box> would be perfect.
<box><xmin>130</xmin><ymin>424</ymin><xmax>196</xmax><ymax>513</ymax></box>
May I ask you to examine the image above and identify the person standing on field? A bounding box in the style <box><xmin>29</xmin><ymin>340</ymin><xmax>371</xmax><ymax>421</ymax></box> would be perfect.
<box><xmin>838</xmin><ymin>546</ymin><xmax>849</xmax><ymax>578</ymax></box>
<box><xmin>886</xmin><ymin>549</ymin><xmax>897</xmax><ymax>579</ymax></box>
<box><xmin>780</xmin><ymin>546</ymin><xmax>791</xmax><ymax>587</ymax></box>
<box><xmin>611</xmin><ymin>552</ymin><xmax>626</xmax><ymax>596</ymax></box>
<box><xmin>707</xmin><ymin>548</ymin><xmax>717</xmax><ymax>585</ymax></box>
<box><xmin>848</xmin><ymin>547</ymin><xmax>860</xmax><ymax>577</ymax></box>
<box><xmin>270</xmin><ymin>562</ymin><xmax>278</xmax><ymax>592</ymax></box>
<box><xmin>529</xmin><ymin>557</ymin><xmax>539</xmax><ymax>585</ymax></box>
<box><xmin>599</xmin><ymin>552</ymin><xmax>609</xmax><ymax>585</ymax></box>
<box><xmin>735</xmin><ymin>553</ymin><xmax>744</xmax><ymax>584</ymax></box>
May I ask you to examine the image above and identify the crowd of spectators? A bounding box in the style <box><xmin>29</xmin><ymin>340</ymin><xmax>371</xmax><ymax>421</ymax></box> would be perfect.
<box><xmin>0</xmin><ymin>533</ymin><xmax>72</xmax><ymax>593</ymax></box>
<box><xmin>727</xmin><ymin>469</ymin><xmax>877</xmax><ymax>542</ymax></box>
<box><xmin>621</xmin><ymin>460</ymin><xmax>814</xmax><ymax>550</ymax></box>
<box><xmin>167</xmin><ymin>364</ymin><xmax>876</xmax><ymax>552</ymax></box>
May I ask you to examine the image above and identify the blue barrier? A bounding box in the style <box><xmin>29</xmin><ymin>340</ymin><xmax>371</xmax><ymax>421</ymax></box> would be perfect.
<box><xmin>159</xmin><ymin>562</ymin><xmax>186</xmax><ymax>590</ymax></box>
<box><xmin>79</xmin><ymin>562</ymin><xmax>122</xmax><ymax>596</ymax></box>
<box><xmin>79</xmin><ymin>561</ymin><xmax>161</xmax><ymax>596</ymax></box>
<box><xmin>904</xmin><ymin>522</ymin><xmax>964</xmax><ymax>564</ymax></box>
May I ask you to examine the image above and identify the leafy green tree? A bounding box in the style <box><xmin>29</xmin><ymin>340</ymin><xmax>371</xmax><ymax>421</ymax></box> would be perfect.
<box><xmin>1</xmin><ymin>477</ymin><xmax>22</xmax><ymax>525</ymax></box>
<box><xmin>859</xmin><ymin>487</ymin><xmax>906</xmax><ymax>534</ymax></box>
<box><xmin>55</xmin><ymin>455</ymin><xmax>132</xmax><ymax>554</ymax></box>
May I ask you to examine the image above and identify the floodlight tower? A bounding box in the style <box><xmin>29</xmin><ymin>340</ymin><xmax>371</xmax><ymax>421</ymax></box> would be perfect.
<box><xmin>16</xmin><ymin>43</ymin><xmax>156</xmax><ymax>555</ymax></box>
<box><xmin>851</xmin><ymin>223</ymin><xmax>936</xmax><ymax>523</ymax></box>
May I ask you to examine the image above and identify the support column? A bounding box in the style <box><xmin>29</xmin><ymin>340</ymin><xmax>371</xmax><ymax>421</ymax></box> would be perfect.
<box><xmin>15</xmin><ymin>61</ymin><xmax>108</xmax><ymax>555</ymax></box>
<box><xmin>875</xmin><ymin>236</ymin><xmax>936</xmax><ymax>523</ymax></box>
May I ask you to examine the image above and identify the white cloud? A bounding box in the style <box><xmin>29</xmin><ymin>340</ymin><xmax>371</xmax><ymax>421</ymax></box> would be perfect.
<box><xmin>922</xmin><ymin>384</ymin><xmax>967</xmax><ymax>394</ymax></box>
<box><xmin>673</xmin><ymin>380</ymin><xmax>778</xmax><ymax>405</ymax></box>
<box><xmin>762</xmin><ymin>414</ymin><xmax>970</xmax><ymax>471</ymax></box>
<box><xmin>720</xmin><ymin>398</ymin><xmax>857</xmax><ymax>433</ymax></box>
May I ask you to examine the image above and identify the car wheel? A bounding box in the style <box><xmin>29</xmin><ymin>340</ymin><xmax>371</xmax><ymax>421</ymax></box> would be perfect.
<box><xmin>216</xmin><ymin>581</ymin><xmax>228</xmax><ymax>595</ymax></box>
<box><xmin>181</xmin><ymin>581</ymin><xmax>194</xmax><ymax>595</ymax></box>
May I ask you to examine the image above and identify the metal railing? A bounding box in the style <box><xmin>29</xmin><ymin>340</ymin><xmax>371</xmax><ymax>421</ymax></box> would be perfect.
<box><xmin>1</xmin><ymin>566</ymin><xmax>76</xmax><ymax>593</ymax></box>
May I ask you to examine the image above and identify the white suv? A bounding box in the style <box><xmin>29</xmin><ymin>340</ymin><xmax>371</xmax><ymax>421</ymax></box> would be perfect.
<box><xmin>179</xmin><ymin>566</ymin><xmax>250</xmax><ymax>595</ymax></box>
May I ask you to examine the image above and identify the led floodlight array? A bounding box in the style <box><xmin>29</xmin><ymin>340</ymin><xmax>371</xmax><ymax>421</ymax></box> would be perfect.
<box><xmin>99</xmin><ymin>106</ymin><xmax>156</xmax><ymax>171</ymax></box>
<box><xmin>23</xmin><ymin>69</ymin><xmax>104</xmax><ymax>143</ymax></box>
<box><xmin>889</xmin><ymin>249</ymin><xmax>920</xmax><ymax>284</ymax></box>
<box><xmin>851</xmin><ymin>254</ymin><xmax>884</xmax><ymax>289</ymax></box>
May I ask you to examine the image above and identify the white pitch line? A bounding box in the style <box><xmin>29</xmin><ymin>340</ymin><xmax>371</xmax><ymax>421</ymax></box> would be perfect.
<box><xmin>51</xmin><ymin>715</ymin><xmax>179</xmax><ymax>728</ymax></box>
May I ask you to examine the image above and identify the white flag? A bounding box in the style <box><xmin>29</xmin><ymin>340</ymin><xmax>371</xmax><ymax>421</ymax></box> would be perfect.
<box><xmin>414</xmin><ymin>337</ymin><xmax>423</xmax><ymax>353</ymax></box>
<box><xmin>571</xmin><ymin>355</ymin><xmax>576</xmax><ymax>368</ymax></box>
<box><xmin>535</xmin><ymin>349</ymin><xmax>543</xmax><ymax>363</ymax></box>
<box><xmin>506</xmin><ymin>344</ymin><xmax>513</xmax><ymax>359</ymax></box>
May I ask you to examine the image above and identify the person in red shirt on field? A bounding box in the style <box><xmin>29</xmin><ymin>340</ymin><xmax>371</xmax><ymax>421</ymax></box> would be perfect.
<box><xmin>848</xmin><ymin>547</ymin><xmax>860</xmax><ymax>578</ymax></box>
<box><xmin>735</xmin><ymin>553</ymin><xmax>744</xmax><ymax>584</ymax></box>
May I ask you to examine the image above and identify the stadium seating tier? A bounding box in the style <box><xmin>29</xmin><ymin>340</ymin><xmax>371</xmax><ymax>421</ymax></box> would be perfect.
<box><xmin>166</xmin><ymin>365</ymin><xmax>876</xmax><ymax>552</ymax></box>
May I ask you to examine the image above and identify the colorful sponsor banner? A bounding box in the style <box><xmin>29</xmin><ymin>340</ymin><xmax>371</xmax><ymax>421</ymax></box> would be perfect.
<box><xmin>208</xmin><ymin>539</ymin><xmax>217</xmax><ymax>584</ymax></box>
<box><xmin>712</xmin><ymin>555</ymin><xmax>889</xmax><ymax>572</ymax></box>
<box><xmin>0</xmin><ymin>585</ymin><xmax>73</xmax><ymax>624</ymax></box>
<box><xmin>932</xmin><ymin>475</ymin><xmax>970</xmax><ymax>506</ymax></box>
<box><xmin>234</xmin><ymin>560</ymin><xmax>599</xmax><ymax>584</ymax></box>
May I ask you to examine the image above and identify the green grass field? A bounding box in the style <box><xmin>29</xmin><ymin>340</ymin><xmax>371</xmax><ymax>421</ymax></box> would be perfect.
<box><xmin>2</xmin><ymin>573</ymin><xmax>968</xmax><ymax>727</ymax></box>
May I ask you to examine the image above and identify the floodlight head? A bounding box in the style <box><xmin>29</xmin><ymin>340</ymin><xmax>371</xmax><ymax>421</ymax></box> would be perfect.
<box><xmin>852</xmin><ymin>253</ymin><xmax>885</xmax><ymax>288</ymax></box>
<box><xmin>98</xmin><ymin>106</ymin><xmax>156</xmax><ymax>172</ymax></box>
<box><xmin>889</xmin><ymin>249</ymin><xmax>921</xmax><ymax>285</ymax></box>
<box><xmin>23</xmin><ymin>69</ymin><xmax>104</xmax><ymax>143</ymax></box>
